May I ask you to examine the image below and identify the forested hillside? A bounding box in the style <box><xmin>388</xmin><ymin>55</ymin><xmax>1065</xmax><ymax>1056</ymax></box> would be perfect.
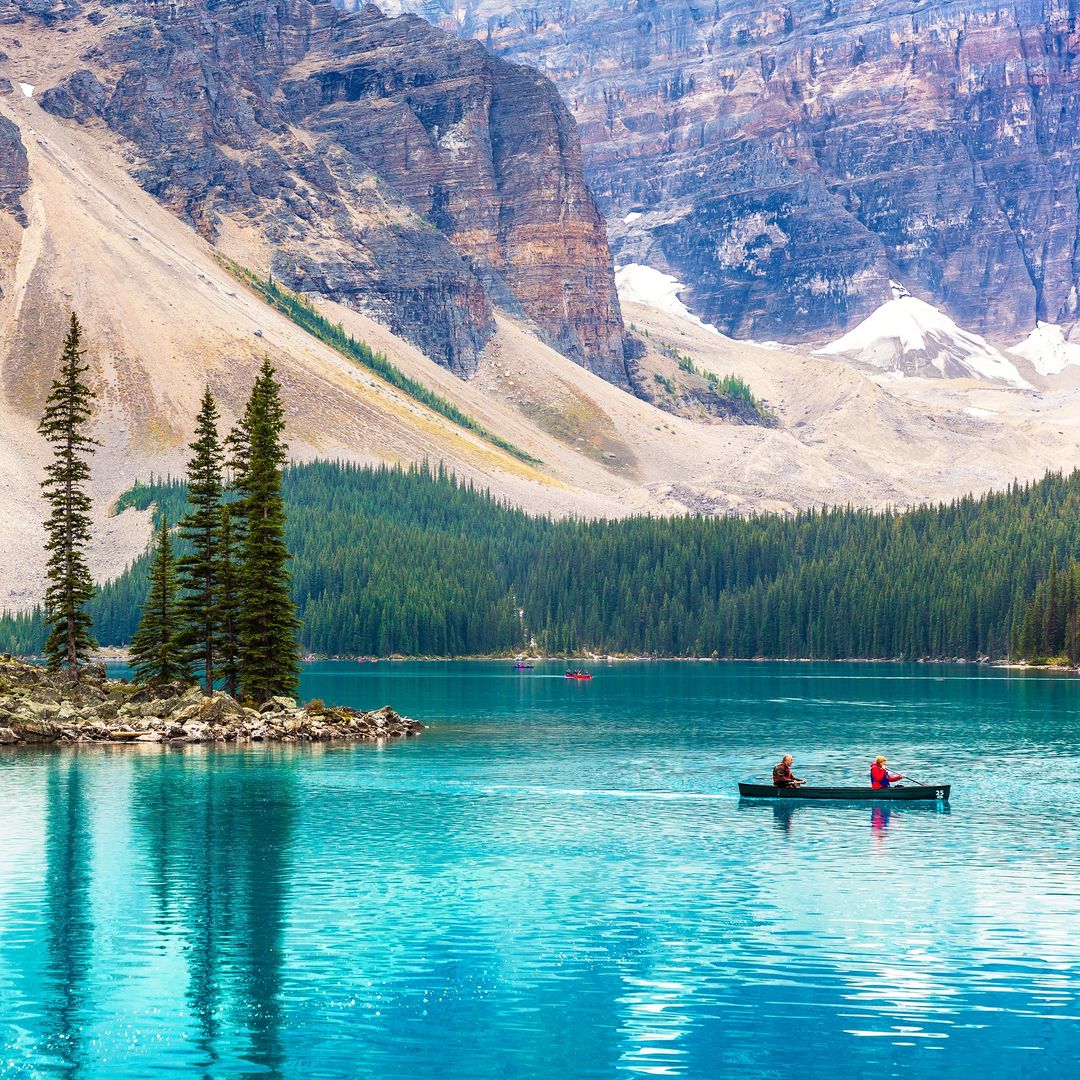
<box><xmin>3</xmin><ymin>462</ymin><xmax>1079</xmax><ymax>659</ymax></box>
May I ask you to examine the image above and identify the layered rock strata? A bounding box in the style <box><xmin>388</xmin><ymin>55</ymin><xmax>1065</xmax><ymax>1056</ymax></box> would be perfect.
<box><xmin>0</xmin><ymin>659</ymin><xmax>423</xmax><ymax>746</ymax></box>
<box><xmin>381</xmin><ymin>0</ymin><xmax>1080</xmax><ymax>346</ymax></box>
<box><xmin>13</xmin><ymin>0</ymin><xmax>628</xmax><ymax>380</ymax></box>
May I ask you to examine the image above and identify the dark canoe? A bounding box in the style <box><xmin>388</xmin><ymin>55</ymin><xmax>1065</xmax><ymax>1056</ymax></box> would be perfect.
<box><xmin>738</xmin><ymin>783</ymin><xmax>950</xmax><ymax>802</ymax></box>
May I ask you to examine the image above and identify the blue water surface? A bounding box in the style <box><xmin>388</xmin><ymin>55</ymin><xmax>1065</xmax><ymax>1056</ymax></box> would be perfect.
<box><xmin>1</xmin><ymin>660</ymin><xmax>1078</xmax><ymax>1079</ymax></box>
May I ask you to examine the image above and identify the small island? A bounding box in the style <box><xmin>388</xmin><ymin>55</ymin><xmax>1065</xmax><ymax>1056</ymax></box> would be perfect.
<box><xmin>0</xmin><ymin>320</ymin><xmax>422</xmax><ymax>748</ymax></box>
<box><xmin>0</xmin><ymin>657</ymin><xmax>422</xmax><ymax>746</ymax></box>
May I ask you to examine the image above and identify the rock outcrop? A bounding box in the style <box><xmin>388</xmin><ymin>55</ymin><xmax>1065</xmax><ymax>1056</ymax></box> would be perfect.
<box><xmin>0</xmin><ymin>658</ymin><xmax>423</xmax><ymax>745</ymax></box>
<box><xmin>17</xmin><ymin>0</ymin><xmax>628</xmax><ymax>380</ymax></box>
<box><xmin>381</xmin><ymin>0</ymin><xmax>1080</xmax><ymax>346</ymax></box>
<box><xmin>0</xmin><ymin>112</ymin><xmax>28</xmax><ymax>226</ymax></box>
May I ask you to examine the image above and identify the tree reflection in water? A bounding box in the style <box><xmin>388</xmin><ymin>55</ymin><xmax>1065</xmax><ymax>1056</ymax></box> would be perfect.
<box><xmin>131</xmin><ymin>746</ymin><xmax>295</xmax><ymax>1078</ymax></box>
<box><xmin>44</xmin><ymin>757</ymin><xmax>93</xmax><ymax>1080</ymax></box>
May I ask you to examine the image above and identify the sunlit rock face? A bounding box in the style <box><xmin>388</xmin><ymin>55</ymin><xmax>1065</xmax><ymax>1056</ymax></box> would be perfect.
<box><xmin>20</xmin><ymin>0</ymin><xmax>627</xmax><ymax>381</ymax></box>
<box><xmin>375</xmin><ymin>0</ymin><xmax>1080</xmax><ymax>345</ymax></box>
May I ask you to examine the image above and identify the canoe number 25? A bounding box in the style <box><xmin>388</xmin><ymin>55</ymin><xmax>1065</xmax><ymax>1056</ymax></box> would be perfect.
<box><xmin>935</xmin><ymin>789</ymin><xmax>945</xmax><ymax>800</ymax></box>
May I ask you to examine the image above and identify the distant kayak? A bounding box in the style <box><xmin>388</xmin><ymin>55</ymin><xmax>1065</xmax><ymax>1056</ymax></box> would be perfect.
<box><xmin>565</xmin><ymin>671</ymin><xmax>592</xmax><ymax>680</ymax></box>
<box><xmin>513</xmin><ymin>662</ymin><xmax>534</xmax><ymax>669</ymax></box>
<box><xmin>739</xmin><ymin>783</ymin><xmax>950</xmax><ymax>802</ymax></box>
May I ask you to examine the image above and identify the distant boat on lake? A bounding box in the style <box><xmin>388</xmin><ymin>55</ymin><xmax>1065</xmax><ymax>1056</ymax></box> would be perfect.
<box><xmin>513</xmin><ymin>662</ymin><xmax>534</xmax><ymax>669</ymax></box>
<box><xmin>565</xmin><ymin>670</ymin><xmax>592</xmax><ymax>680</ymax></box>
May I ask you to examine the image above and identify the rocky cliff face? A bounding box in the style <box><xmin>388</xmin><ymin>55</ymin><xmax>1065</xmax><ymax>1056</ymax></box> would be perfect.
<box><xmin>14</xmin><ymin>0</ymin><xmax>627</xmax><ymax>379</ymax></box>
<box><xmin>0</xmin><ymin>106</ymin><xmax>28</xmax><ymax>227</ymax></box>
<box><xmin>379</xmin><ymin>0</ymin><xmax>1080</xmax><ymax>346</ymax></box>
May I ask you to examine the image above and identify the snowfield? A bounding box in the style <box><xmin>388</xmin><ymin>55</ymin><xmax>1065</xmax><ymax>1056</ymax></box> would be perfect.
<box><xmin>818</xmin><ymin>289</ymin><xmax>1030</xmax><ymax>388</ymax></box>
<box><xmin>615</xmin><ymin>264</ymin><xmax>720</xmax><ymax>336</ymax></box>
<box><xmin>1010</xmin><ymin>322</ymin><xmax>1080</xmax><ymax>376</ymax></box>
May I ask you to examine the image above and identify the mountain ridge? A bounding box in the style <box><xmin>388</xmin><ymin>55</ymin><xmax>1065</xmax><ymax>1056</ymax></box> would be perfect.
<box><xmin>14</xmin><ymin>0</ymin><xmax>630</xmax><ymax>381</ymax></box>
<box><xmin>380</xmin><ymin>0</ymin><xmax>1080</xmax><ymax>349</ymax></box>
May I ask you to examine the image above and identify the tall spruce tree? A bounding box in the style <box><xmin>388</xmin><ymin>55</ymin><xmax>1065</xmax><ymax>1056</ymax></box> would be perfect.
<box><xmin>216</xmin><ymin>503</ymin><xmax>241</xmax><ymax>698</ymax></box>
<box><xmin>177</xmin><ymin>388</ymin><xmax>225</xmax><ymax>694</ymax></box>
<box><xmin>38</xmin><ymin>313</ymin><xmax>99</xmax><ymax>677</ymax></box>
<box><xmin>130</xmin><ymin>518</ymin><xmax>189</xmax><ymax>684</ymax></box>
<box><xmin>233</xmin><ymin>360</ymin><xmax>299</xmax><ymax>702</ymax></box>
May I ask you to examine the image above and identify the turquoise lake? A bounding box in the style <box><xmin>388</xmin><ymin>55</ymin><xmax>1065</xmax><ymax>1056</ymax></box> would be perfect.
<box><xmin>1</xmin><ymin>660</ymin><xmax>1079</xmax><ymax>1078</ymax></box>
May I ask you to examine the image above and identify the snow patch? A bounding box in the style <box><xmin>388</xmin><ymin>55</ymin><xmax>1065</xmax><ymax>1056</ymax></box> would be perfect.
<box><xmin>615</xmin><ymin>264</ymin><xmax>719</xmax><ymax>335</ymax></box>
<box><xmin>18</xmin><ymin>83</ymin><xmax>34</xmax><ymax>98</ymax></box>
<box><xmin>964</xmin><ymin>407</ymin><xmax>996</xmax><ymax>418</ymax></box>
<box><xmin>622</xmin><ymin>211</ymin><xmax>642</xmax><ymax>224</ymax></box>
<box><xmin>1010</xmin><ymin>322</ymin><xmax>1080</xmax><ymax>376</ymax></box>
<box><xmin>818</xmin><ymin>292</ymin><xmax>1030</xmax><ymax>388</ymax></box>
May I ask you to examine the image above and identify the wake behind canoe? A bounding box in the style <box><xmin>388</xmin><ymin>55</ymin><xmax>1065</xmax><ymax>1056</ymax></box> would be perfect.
<box><xmin>738</xmin><ymin>783</ymin><xmax>950</xmax><ymax>802</ymax></box>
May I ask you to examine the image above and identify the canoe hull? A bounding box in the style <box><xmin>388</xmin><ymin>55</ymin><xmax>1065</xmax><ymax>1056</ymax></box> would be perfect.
<box><xmin>738</xmin><ymin>783</ymin><xmax>950</xmax><ymax>802</ymax></box>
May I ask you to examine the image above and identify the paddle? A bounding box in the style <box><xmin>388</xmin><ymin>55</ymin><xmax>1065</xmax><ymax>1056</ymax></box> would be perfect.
<box><xmin>900</xmin><ymin>772</ymin><xmax>929</xmax><ymax>787</ymax></box>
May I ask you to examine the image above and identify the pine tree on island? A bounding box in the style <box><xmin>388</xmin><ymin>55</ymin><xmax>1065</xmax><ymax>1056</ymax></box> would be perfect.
<box><xmin>130</xmin><ymin>518</ymin><xmax>189</xmax><ymax>685</ymax></box>
<box><xmin>177</xmin><ymin>387</ymin><xmax>225</xmax><ymax>694</ymax></box>
<box><xmin>230</xmin><ymin>359</ymin><xmax>300</xmax><ymax>702</ymax></box>
<box><xmin>38</xmin><ymin>312</ymin><xmax>99</xmax><ymax>678</ymax></box>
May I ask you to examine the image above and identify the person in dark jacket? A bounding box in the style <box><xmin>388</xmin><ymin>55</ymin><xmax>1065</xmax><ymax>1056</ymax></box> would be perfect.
<box><xmin>772</xmin><ymin>755</ymin><xmax>805</xmax><ymax>788</ymax></box>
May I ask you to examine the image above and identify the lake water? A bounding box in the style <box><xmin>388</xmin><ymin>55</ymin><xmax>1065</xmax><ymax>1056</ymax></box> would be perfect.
<box><xmin>1</xmin><ymin>661</ymin><xmax>1078</xmax><ymax>1079</ymax></box>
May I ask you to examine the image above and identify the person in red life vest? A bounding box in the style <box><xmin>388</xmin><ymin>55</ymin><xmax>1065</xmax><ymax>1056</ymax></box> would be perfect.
<box><xmin>870</xmin><ymin>755</ymin><xmax>904</xmax><ymax>789</ymax></box>
<box><xmin>772</xmin><ymin>754</ymin><xmax>805</xmax><ymax>788</ymax></box>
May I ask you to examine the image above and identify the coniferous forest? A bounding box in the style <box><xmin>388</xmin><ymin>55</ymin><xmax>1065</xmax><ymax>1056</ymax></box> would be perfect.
<box><xmin>4</xmin><ymin>461</ymin><xmax>1080</xmax><ymax>660</ymax></box>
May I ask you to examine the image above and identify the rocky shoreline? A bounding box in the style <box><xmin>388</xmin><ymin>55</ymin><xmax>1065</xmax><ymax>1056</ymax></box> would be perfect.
<box><xmin>0</xmin><ymin>658</ymin><xmax>423</xmax><ymax>747</ymax></box>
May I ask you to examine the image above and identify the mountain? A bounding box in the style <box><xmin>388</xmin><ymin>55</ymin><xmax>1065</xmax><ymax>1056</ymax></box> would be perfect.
<box><xmin>18</xmin><ymin>0</ymin><xmax>628</xmax><ymax>382</ymax></box>
<box><xmin>818</xmin><ymin>284</ymin><xmax>1030</xmax><ymax>387</ymax></box>
<box><xmin>380</xmin><ymin>0</ymin><xmax>1080</xmax><ymax>348</ymax></box>
<box><xmin>7</xmin><ymin>0</ymin><xmax>1080</xmax><ymax>615</ymax></box>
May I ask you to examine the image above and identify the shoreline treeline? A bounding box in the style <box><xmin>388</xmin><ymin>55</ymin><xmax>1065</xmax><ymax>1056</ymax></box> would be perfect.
<box><xmin>5</xmin><ymin>461</ymin><xmax>1079</xmax><ymax>661</ymax></box>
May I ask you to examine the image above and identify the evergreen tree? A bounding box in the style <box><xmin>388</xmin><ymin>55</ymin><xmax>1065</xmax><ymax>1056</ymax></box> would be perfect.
<box><xmin>38</xmin><ymin>312</ymin><xmax>99</xmax><ymax>677</ymax></box>
<box><xmin>130</xmin><ymin>518</ymin><xmax>189</xmax><ymax>685</ymax></box>
<box><xmin>216</xmin><ymin>503</ymin><xmax>241</xmax><ymax>698</ymax></box>
<box><xmin>234</xmin><ymin>360</ymin><xmax>299</xmax><ymax>701</ymax></box>
<box><xmin>177</xmin><ymin>388</ymin><xmax>225</xmax><ymax>693</ymax></box>
<box><xmin>1044</xmin><ymin>552</ymin><xmax>1060</xmax><ymax>655</ymax></box>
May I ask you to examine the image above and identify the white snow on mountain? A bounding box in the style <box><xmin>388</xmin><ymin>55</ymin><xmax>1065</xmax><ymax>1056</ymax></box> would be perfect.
<box><xmin>1009</xmin><ymin>322</ymin><xmax>1080</xmax><ymax>376</ymax></box>
<box><xmin>615</xmin><ymin>264</ymin><xmax>720</xmax><ymax>335</ymax></box>
<box><xmin>817</xmin><ymin>286</ymin><xmax>1030</xmax><ymax>388</ymax></box>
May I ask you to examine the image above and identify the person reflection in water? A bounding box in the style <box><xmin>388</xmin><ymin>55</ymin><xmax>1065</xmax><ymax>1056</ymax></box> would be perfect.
<box><xmin>871</xmin><ymin>806</ymin><xmax>892</xmax><ymax>834</ymax></box>
<box><xmin>773</xmin><ymin>803</ymin><xmax>797</xmax><ymax>836</ymax></box>
<box><xmin>772</xmin><ymin>754</ymin><xmax>805</xmax><ymax>788</ymax></box>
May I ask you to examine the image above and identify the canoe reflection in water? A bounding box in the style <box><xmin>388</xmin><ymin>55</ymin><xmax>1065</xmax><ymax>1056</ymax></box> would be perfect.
<box><xmin>738</xmin><ymin>797</ymin><xmax>952</xmax><ymax>838</ymax></box>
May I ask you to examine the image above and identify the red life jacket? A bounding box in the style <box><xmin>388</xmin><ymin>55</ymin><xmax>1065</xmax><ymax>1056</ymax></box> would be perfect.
<box><xmin>870</xmin><ymin>762</ymin><xmax>893</xmax><ymax>788</ymax></box>
<box><xmin>773</xmin><ymin>761</ymin><xmax>794</xmax><ymax>787</ymax></box>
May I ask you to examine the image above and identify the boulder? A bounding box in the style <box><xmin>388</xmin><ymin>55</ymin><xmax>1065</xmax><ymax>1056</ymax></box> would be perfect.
<box><xmin>181</xmin><ymin>720</ymin><xmax>209</xmax><ymax>741</ymax></box>
<box><xmin>14</xmin><ymin>718</ymin><xmax>60</xmax><ymax>743</ymax></box>
<box><xmin>199</xmin><ymin>694</ymin><xmax>244</xmax><ymax>722</ymax></box>
<box><xmin>260</xmin><ymin>696</ymin><xmax>298</xmax><ymax>714</ymax></box>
